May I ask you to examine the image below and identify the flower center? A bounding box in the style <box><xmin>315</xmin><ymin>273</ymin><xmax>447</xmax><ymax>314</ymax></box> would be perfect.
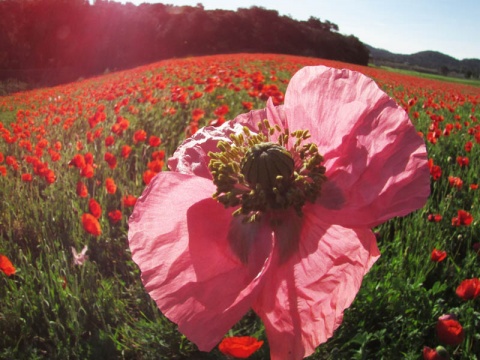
<box><xmin>241</xmin><ymin>142</ymin><xmax>294</xmax><ymax>192</ymax></box>
<box><xmin>208</xmin><ymin>120</ymin><xmax>326</xmax><ymax>223</ymax></box>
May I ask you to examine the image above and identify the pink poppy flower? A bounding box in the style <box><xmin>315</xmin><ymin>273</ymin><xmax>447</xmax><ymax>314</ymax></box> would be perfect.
<box><xmin>128</xmin><ymin>66</ymin><xmax>430</xmax><ymax>359</ymax></box>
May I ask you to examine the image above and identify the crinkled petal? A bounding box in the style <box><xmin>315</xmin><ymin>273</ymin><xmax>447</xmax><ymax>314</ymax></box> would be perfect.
<box><xmin>266</xmin><ymin>97</ymin><xmax>285</xmax><ymax>127</ymax></box>
<box><xmin>253</xmin><ymin>207</ymin><xmax>380</xmax><ymax>360</ymax></box>
<box><xmin>169</xmin><ymin>107</ymin><xmax>269</xmax><ymax>177</ymax></box>
<box><xmin>128</xmin><ymin>172</ymin><xmax>274</xmax><ymax>351</ymax></box>
<box><xmin>284</xmin><ymin>66</ymin><xmax>429</xmax><ymax>227</ymax></box>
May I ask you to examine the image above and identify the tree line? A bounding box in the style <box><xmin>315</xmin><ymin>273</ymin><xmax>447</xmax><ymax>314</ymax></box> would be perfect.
<box><xmin>0</xmin><ymin>0</ymin><xmax>370</xmax><ymax>87</ymax></box>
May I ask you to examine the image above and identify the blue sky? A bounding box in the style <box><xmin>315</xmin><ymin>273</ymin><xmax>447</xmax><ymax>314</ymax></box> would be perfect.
<box><xmin>114</xmin><ymin>0</ymin><xmax>480</xmax><ymax>60</ymax></box>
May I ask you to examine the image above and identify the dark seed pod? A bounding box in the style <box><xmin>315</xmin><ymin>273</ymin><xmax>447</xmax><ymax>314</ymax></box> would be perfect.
<box><xmin>241</xmin><ymin>142</ymin><xmax>294</xmax><ymax>190</ymax></box>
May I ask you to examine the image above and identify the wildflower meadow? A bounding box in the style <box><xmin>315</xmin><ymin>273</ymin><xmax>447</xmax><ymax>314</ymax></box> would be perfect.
<box><xmin>0</xmin><ymin>53</ymin><xmax>479</xmax><ymax>359</ymax></box>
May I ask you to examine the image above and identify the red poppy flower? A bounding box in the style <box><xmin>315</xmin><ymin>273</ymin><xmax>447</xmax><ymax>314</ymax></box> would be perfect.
<box><xmin>143</xmin><ymin>170</ymin><xmax>157</xmax><ymax>185</ymax></box>
<box><xmin>133</xmin><ymin>129</ymin><xmax>147</xmax><ymax>144</ymax></box>
<box><xmin>6</xmin><ymin>156</ymin><xmax>19</xmax><ymax>171</ymax></box>
<box><xmin>84</xmin><ymin>152</ymin><xmax>94</xmax><ymax>165</ymax></box>
<box><xmin>0</xmin><ymin>166</ymin><xmax>6</xmax><ymax>176</ymax></box>
<box><xmin>465</xmin><ymin>141</ymin><xmax>473</xmax><ymax>152</ymax></box>
<box><xmin>209</xmin><ymin>116</ymin><xmax>226</xmax><ymax>127</ymax></box>
<box><xmin>456</xmin><ymin>278</ymin><xmax>480</xmax><ymax>300</ymax></box>
<box><xmin>214</xmin><ymin>104</ymin><xmax>229</xmax><ymax>117</ymax></box>
<box><xmin>151</xmin><ymin>150</ymin><xmax>165</xmax><ymax>161</ymax></box>
<box><xmin>123</xmin><ymin>195</ymin><xmax>137</xmax><ymax>207</ymax></box>
<box><xmin>104</xmin><ymin>152</ymin><xmax>117</xmax><ymax>169</ymax></box>
<box><xmin>0</xmin><ymin>254</ymin><xmax>16</xmax><ymax>276</ymax></box>
<box><xmin>21</xmin><ymin>173</ymin><xmax>33</xmax><ymax>182</ymax></box>
<box><xmin>431</xmin><ymin>249</ymin><xmax>447</xmax><ymax>262</ymax></box>
<box><xmin>48</xmin><ymin>150</ymin><xmax>61</xmax><ymax>162</ymax></box>
<box><xmin>121</xmin><ymin>145</ymin><xmax>132</xmax><ymax>158</ymax></box>
<box><xmin>451</xmin><ymin>210</ymin><xmax>473</xmax><ymax>226</ymax></box>
<box><xmin>108</xmin><ymin>209</ymin><xmax>123</xmax><ymax>223</ymax></box>
<box><xmin>190</xmin><ymin>91</ymin><xmax>203</xmax><ymax>100</ymax></box>
<box><xmin>105</xmin><ymin>135</ymin><xmax>115</xmax><ymax>147</ymax></box>
<box><xmin>88</xmin><ymin>198</ymin><xmax>102</xmax><ymax>219</ymax></box>
<box><xmin>242</xmin><ymin>101</ymin><xmax>253</xmax><ymax>110</ymax></box>
<box><xmin>192</xmin><ymin>108</ymin><xmax>205</xmax><ymax>122</ymax></box>
<box><xmin>148</xmin><ymin>159</ymin><xmax>164</xmax><ymax>173</ymax></box>
<box><xmin>471</xmin><ymin>184</ymin><xmax>479</xmax><ymax>190</ymax></box>
<box><xmin>105</xmin><ymin>178</ymin><xmax>117</xmax><ymax>194</ymax></box>
<box><xmin>81</xmin><ymin>213</ymin><xmax>102</xmax><ymax>236</ymax></box>
<box><xmin>436</xmin><ymin>315</ymin><xmax>464</xmax><ymax>346</ymax></box>
<box><xmin>44</xmin><ymin>169</ymin><xmax>56</xmax><ymax>184</ymax></box>
<box><xmin>448</xmin><ymin>176</ymin><xmax>463</xmax><ymax>189</ymax></box>
<box><xmin>456</xmin><ymin>156</ymin><xmax>469</xmax><ymax>167</ymax></box>
<box><xmin>149</xmin><ymin>135</ymin><xmax>162</xmax><ymax>147</ymax></box>
<box><xmin>218</xmin><ymin>336</ymin><xmax>264</xmax><ymax>359</ymax></box>
<box><xmin>76</xmin><ymin>181</ymin><xmax>88</xmax><ymax>198</ymax></box>
<box><xmin>81</xmin><ymin>164</ymin><xmax>94</xmax><ymax>178</ymax></box>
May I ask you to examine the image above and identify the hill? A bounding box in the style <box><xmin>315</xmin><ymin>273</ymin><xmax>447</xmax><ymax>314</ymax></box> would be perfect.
<box><xmin>367</xmin><ymin>45</ymin><xmax>480</xmax><ymax>78</ymax></box>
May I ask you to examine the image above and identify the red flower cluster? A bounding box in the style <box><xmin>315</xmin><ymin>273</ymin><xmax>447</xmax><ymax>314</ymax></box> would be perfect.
<box><xmin>451</xmin><ymin>210</ymin><xmax>473</xmax><ymax>226</ymax></box>
<box><xmin>428</xmin><ymin>159</ymin><xmax>442</xmax><ymax>180</ymax></box>
<box><xmin>427</xmin><ymin>214</ymin><xmax>442</xmax><ymax>222</ymax></box>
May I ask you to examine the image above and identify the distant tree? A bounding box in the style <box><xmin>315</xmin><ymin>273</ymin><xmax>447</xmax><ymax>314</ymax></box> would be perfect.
<box><xmin>440</xmin><ymin>66</ymin><xmax>449</xmax><ymax>76</ymax></box>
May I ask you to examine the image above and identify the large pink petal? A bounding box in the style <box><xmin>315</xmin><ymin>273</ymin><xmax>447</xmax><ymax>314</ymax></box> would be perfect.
<box><xmin>284</xmin><ymin>66</ymin><xmax>429</xmax><ymax>227</ymax></box>
<box><xmin>253</xmin><ymin>208</ymin><xmax>380</xmax><ymax>360</ymax></box>
<box><xmin>129</xmin><ymin>172</ymin><xmax>274</xmax><ymax>351</ymax></box>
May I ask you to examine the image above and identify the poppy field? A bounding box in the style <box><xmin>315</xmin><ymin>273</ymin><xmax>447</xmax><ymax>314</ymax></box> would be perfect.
<box><xmin>0</xmin><ymin>53</ymin><xmax>479</xmax><ymax>359</ymax></box>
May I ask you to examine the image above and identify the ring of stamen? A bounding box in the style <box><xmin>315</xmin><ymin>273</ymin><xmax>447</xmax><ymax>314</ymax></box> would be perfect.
<box><xmin>208</xmin><ymin>120</ymin><xmax>326</xmax><ymax>223</ymax></box>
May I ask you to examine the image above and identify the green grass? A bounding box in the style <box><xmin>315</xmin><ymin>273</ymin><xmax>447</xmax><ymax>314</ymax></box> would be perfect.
<box><xmin>373</xmin><ymin>65</ymin><xmax>480</xmax><ymax>87</ymax></box>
